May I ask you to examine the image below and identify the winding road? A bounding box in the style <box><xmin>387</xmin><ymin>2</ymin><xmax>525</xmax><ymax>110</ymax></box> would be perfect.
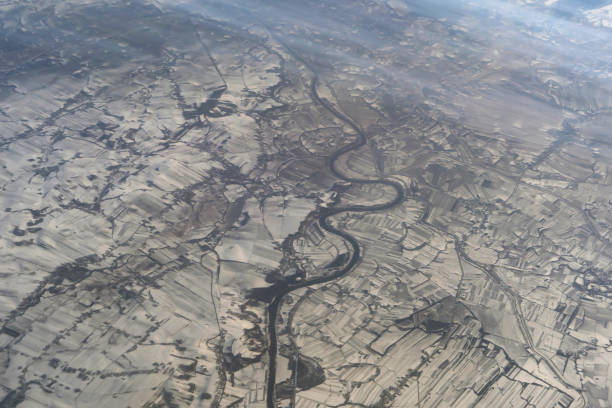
<box><xmin>265</xmin><ymin>50</ymin><xmax>405</xmax><ymax>407</ymax></box>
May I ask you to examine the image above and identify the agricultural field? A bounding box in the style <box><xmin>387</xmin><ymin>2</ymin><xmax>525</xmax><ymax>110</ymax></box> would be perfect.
<box><xmin>0</xmin><ymin>0</ymin><xmax>611</xmax><ymax>407</ymax></box>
